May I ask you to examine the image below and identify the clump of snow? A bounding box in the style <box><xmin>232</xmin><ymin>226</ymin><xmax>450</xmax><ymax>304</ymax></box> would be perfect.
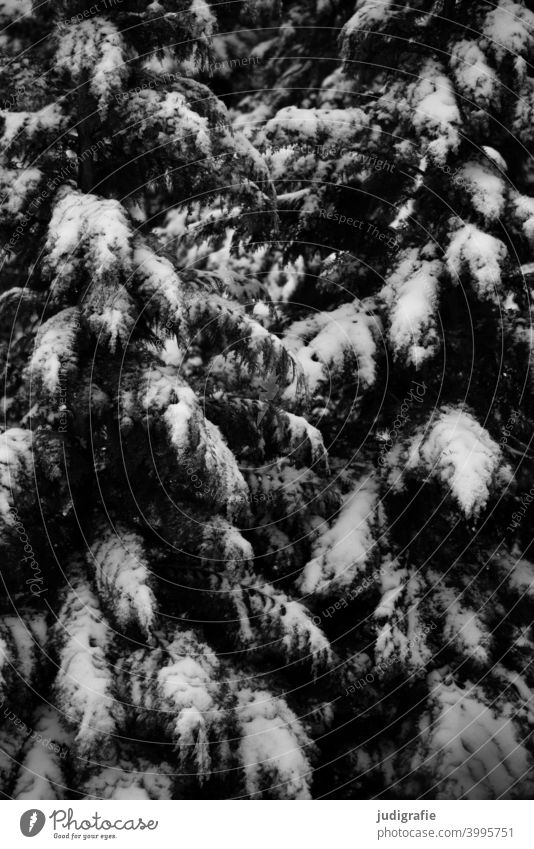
<box><xmin>200</xmin><ymin>516</ymin><xmax>254</xmax><ymax>570</ymax></box>
<box><xmin>505</xmin><ymin>557</ymin><xmax>534</xmax><ymax>597</ymax></box>
<box><xmin>275</xmin><ymin>412</ymin><xmax>327</xmax><ymax>466</ymax></box>
<box><xmin>442</xmin><ymin>596</ymin><xmax>491</xmax><ymax>666</ymax></box>
<box><xmin>283</xmin><ymin>299</ymin><xmax>377</xmax><ymax>395</ymax></box>
<box><xmin>411</xmin><ymin>672</ymin><xmax>532</xmax><ymax>799</ymax></box>
<box><xmin>0</xmin><ymin>0</ymin><xmax>32</xmax><ymax>22</ymax></box>
<box><xmin>55</xmin><ymin>19</ymin><xmax>128</xmax><ymax>114</ymax></box>
<box><xmin>44</xmin><ymin>189</ymin><xmax>133</xmax><ymax>301</ymax></box>
<box><xmin>0</xmin><ymin>104</ymin><xmax>66</xmax><ymax>151</ymax></box>
<box><xmin>88</xmin><ymin>526</ymin><xmax>157</xmax><ymax>635</ymax></box>
<box><xmin>164</xmin><ymin>397</ymin><xmax>250</xmax><ymax>516</ymax></box>
<box><xmin>449</xmin><ymin>41</ymin><xmax>499</xmax><ymax>109</ymax></box>
<box><xmin>53</xmin><ymin>568</ymin><xmax>124</xmax><ymax>756</ymax></box>
<box><xmin>299</xmin><ymin>478</ymin><xmax>378</xmax><ymax>594</ymax></box>
<box><xmin>230</xmin><ymin>577</ymin><xmax>332</xmax><ymax>673</ymax></box>
<box><xmin>374</xmin><ymin>561</ymin><xmax>407</xmax><ymax>621</ymax></box>
<box><xmin>381</xmin><ymin>245</ymin><xmax>442</xmax><ymax>367</ymax></box>
<box><xmin>236</xmin><ymin>688</ymin><xmax>312</xmax><ymax>799</ymax></box>
<box><xmin>43</xmin><ymin>189</ymin><xmax>138</xmax><ymax>349</ymax></box>
<box><xmin>134</xmin><ymin>244</ymin><xmax>185</xmax><ymax>332</ymax></box>
<box><xmin>83</xmin><ymin>758</ymin><xmax>174</xmax><ymax>800</ymax></box>
<box><xmin>84</xmin><ymin>281</ymin><xmax>138</xmax><ymax>352</ymax></box>
<box><xmin>445</xmin><ymin>222</ymin><xmax>508</xmax><ymax>301</ymax></box>
<box><xmin>344</xmin><ymin>0</ymin><xmax>394</xmax><ymax>33</ymax></box>
<box><xmin>123</xmin><ymin>90</ymin><xmax>212</xmax><ymax>159</ymax></box>
<box><xmin>374</xmin><ymin>570</ymin><xmax>433</xmax><ymax>673</ymax></box>
<box><xmin>388</xmin><ymin>406</ymin><xmax>509</xmax><ymax>517</ymax></box>
<box><xmin>482</xmin><ymin>0</ymin><xmax>534</xmax><ymax>65</ymax></box>
<box><xmin>0</xmin><ymin>167</ymin><xmax>42</xmax><ymax>222</ymax></box>
<box><xmin>119</xmin><ymin>630</ymin><xmax>222</xmax><ymax>780</ymax></box>
<box><xmin>410</xmin><ymin>59</ymin><xmax>461</xmax><ymax>163</ymax></box>
<box><xmin>261</xmin><ymin>105</ymin><xmax>367</xmax><ymax>149</ymax></box>
<box><xmin>455</xmin><ymin>161</ymin><xmax>506</xmax><ymax>221</ymax></box>
<box><xmin>29</xmin><ymin>307</ymin><xmax>80</xmax><ymax>395</ymax></box>
<box><xmin>511</xmin><ymin>192</ymin><xmax>534</xmax><ymax>244</ymax></box>
<box><xmin>0</xmin><ymin>428</ymin><xmax>32</xmax><ymax>525</ymax></box>
<box><xmin>14</xmin><ymin>706</ymin><xmax>73</xmax><ymax>800</ymax></box>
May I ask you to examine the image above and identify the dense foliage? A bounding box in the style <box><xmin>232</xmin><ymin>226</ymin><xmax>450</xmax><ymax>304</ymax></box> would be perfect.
<box><xmin>1</xmin><ymin>0</ymin><xmax>534</xmax><ymax>800</ymax></box>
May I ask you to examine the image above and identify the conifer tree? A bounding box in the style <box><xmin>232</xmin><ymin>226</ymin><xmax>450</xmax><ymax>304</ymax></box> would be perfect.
<box><xmin>0</xmin><ymin>0</ymin><xmax>330</xmax><ymax>800</ymax></box>
<box><xmin>217</xmin><ymin>0</ymin><xmax>534</xmax><ymax>799</ymax></box>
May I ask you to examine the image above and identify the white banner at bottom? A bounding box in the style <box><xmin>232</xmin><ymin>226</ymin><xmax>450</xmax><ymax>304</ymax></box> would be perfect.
<box><xmin>2</xmin><ymin>800</ymin><xmax>533</xmax><ymax>848</ymax></box>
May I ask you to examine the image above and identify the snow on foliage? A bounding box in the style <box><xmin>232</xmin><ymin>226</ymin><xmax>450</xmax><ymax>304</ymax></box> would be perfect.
<box><xmin>261</xmin><ymin>105</ymin><xmax>367</xmax><ymax>148</ymax></box>
<box><xmin>43</xmin><ymin>190</ymin><xmax>138</xmax><ymax>349</ymax></box>
<box><xmin>445</xmin><ymin>222</ymin><xmax>508</xmax><ymax>301</ymax></box>
<box><xmin>0</xmin><ymin>167</ymin><xmax>43</xmax><ymax>223</ymax></box>
<box><xmin>258</xmin><ymin>589</ymin><xmax>332</xmax><ymax>672</ymax></box>
<box><xmin>442</xmin><ymin>594</ymin><xmax>491</xmax><ymax>667</ymax></box>
<box><xmin>82</xmin><ymin>757</ymin><xmax>174</xmax><ymax>800</ymax></box>
<box><xmin>283</xmin><ymin>300</ymin><xmax>377</xmax><ymax>395</ymax></box>
<box><xmin>133</xmin><ymin>244</ymin><xmax>185</xmax><ymax>333</ymax></box>
<box><xmin>187</xmin><ymin>292</ymin><xmax>296</xmax><ymax>387</ymax></box>
<box><xmin>138</xmin><ymin>363</ymin><xmax>250</xmax><ymax>514</ymax></box>
<box><xmin>118</xmin><ymin>630</ymin><xmax>223</xmax><ymax>780</ymax></box>
<box><xmin>299</xmin><ymin>477</ymin><xmax>378</xmax><ymax>594</ymax></box>
<box><xmin>0</xmin><ymin>428</ymin><xmax>32</xmax><ymax>526</ymax></box>
<box><xmin>481</xmin><ymin>0</ymin><xmax>534</xmax><ymax>66</ymax></box>
<box><xmin>409</xmin><ymin>59</ymin><xmax>461</xmax><ymax>163</ymax></box>
<box><xmin>0</xmin><ymin>636</ymin><xmax>7</xmax><ymax>695</ymax></box>
<box><xmin>387</xmin><ymin>406</ymin><xmax>509</xmax><ymax>517</ymax></box>
<box><xmin>506</xmin><ymin>556</ymin><xmax>534</xmax><ymax>598</ymax></box>
<box><xmin>200</xmin><ymin>516</ymin><xmax>254</xmax><ymax>568</ymax></box>
<box><xmin>121</xmin><ymin>90</ymin><xmax>211</xmax><ymax>160</ymax></box>
<box><xmin>235</xmin><ymin>687</ymin><xmax>313</xmax><ymax>799</ymax></box>
<box><xmin>0</xmin><ymin>0</ymin><xmax>32</xmax><ymax>22</ymax></box>
<box><xmin>0</xmin><ymin>613</ymin><xmax>46</xmax><ymax>704</ymax></box>
<box><xmin>44</xmin><ymin>189</ymin><xmax>133</xmax><ymax>300</ymax></box>
<box><xmin>510</xmin><ymin>192</ymin><xmax>534</xmax><ymax>245</ymax></box>
<box><xmin>449</xmin><ymin>41</ymin><xmax>500</xmax><ymax>111</ymax></box>
<box><xmin>0</xmin><ymin>104</ymin><xmax>66</xmax><ymax>153</ymax></box>
<box><xmin>342</xmin><ymin>0</ymin><xmax>394</xmax><ymax>36</ymax></box>
<box><xmin>218</xmin><ymin>572</ymin><xmax>332</xmax><ymax>672</ymax></box>
<box><xmin>0</xmin><ymin>613</ymin><xmax>46</xmax><ymax>691</ymax></box>
<box><xmin>273</xmin><ymin>412</ymin><xmax>327</xmax><ymax>467</ymax></box>
<box><xmin>411</xmin><ymin>673</ymin><xmax>533</xmax><ymax>799</ymax></box>
<box><xmin>54</xmin><ymin>19</ymin><xmax>128</xmax><ymax>113</ymax></box>
<box><xmin>87</xmin><ymin>525</ymin><xmax>157</xmax><ymax>635</ymax></box>
<box><xmin>374</xmin><ymin>570</ymin><xmax>433</xmax><ymax>674</ymax></box>
<box><xmin>53</xmin><ymin>568</ymin><xmax>124</xmax><ymax>756</ymax></box>
<box><xmin>13</xmin><ymin>706</ymin><xmax>72</xmax><ymax>800</ymax></box>
<box><xmin>29</xmin><ymin>307</ymin><xmax>80</xmax><ymax>395</ymax></box>
<box><xmin>380</xmin><ymin>245</ymin><xmax>442</xmax><ymax>366</ymax></box>
<box><xmin>84</xmin><ymin>279</ymin><xmax>138</xmax><ymax>352</ymax></box>
<box><xmin>455</xmin><ymin>161</ymin><xmax>506</xmax><ymax>222</ymax></box>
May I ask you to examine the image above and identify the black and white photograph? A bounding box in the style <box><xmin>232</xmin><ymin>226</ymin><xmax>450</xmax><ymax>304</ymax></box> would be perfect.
<box><xmin>0</xmin><ymin>0</ymin><xmax>534</xmax><ymax>839</ymax></box>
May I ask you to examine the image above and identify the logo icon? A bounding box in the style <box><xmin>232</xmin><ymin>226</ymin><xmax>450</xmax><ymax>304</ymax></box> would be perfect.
<box><xmin>20</xmin><ymin>810</ymin><xmax>46</xmax><ymax>837</ymax></box>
